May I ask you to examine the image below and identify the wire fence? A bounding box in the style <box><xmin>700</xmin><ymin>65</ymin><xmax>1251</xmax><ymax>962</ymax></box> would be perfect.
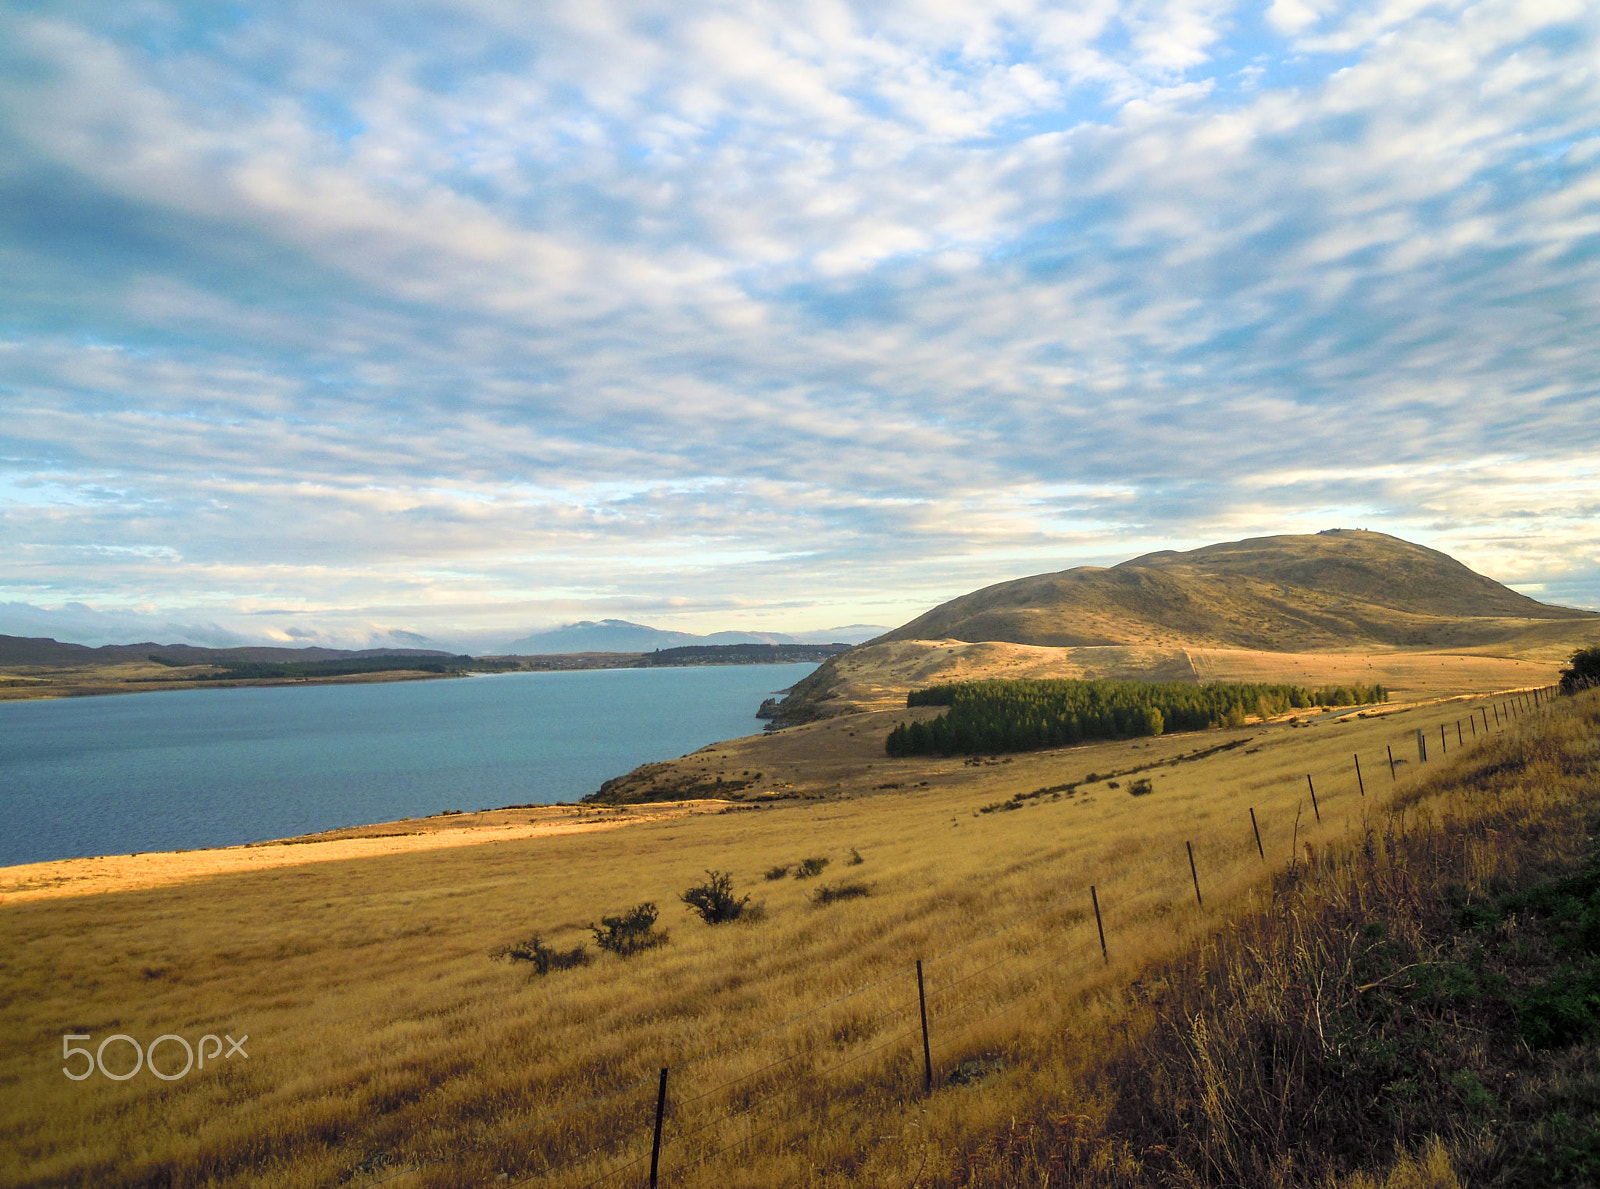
<box><xmin>362</xmin><ymin>685</ymin><xmax>1559</xmax><ymax>1188</ymax></box>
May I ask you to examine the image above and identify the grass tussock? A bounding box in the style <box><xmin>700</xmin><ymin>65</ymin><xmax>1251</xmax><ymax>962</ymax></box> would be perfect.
<box><xmin>811</xmin><ymin>882</ymin><xmax>871</xmax><ymax>905</ymax></box>
<box><xmin>958</xmin><ymin>690</ymin><xmax>1600</xmax><ymax>1189</ymax></box>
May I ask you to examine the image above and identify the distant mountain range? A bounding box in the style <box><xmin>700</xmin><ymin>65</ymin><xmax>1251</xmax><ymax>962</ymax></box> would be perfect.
<box><xmin>0</xmin><ymin>603</ymin><xmax>890</xmax><ymax>659</ymax></box>
<box><xmin>494</xmin><ymin>619</ymin><xmax>887</xmax><ymax>655</ymax></box>
<box><xmin>0</xmin><ymin>636</ymin><xmax>456</xmax><ymax>668</ymax></box>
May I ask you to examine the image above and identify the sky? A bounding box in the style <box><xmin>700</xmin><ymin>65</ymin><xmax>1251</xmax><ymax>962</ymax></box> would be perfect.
<box><xmin>1</xmin><ymin>0</ymin><xmax>1598</xmax><ymax>651</ymax></box>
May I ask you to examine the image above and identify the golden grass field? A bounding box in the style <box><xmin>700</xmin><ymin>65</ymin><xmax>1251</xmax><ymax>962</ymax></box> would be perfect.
<box><xmin>770</xmin><ymin>637</ymin><xmax>1581</xmax><ymax>725</ymax></box>
<box><xmin>0</xmin><ymin>678</ymin><xmax>1562</xmax><ymax>1188</ymax></box>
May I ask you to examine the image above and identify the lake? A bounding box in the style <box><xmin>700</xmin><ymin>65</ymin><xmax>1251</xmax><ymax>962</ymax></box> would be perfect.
<box><xmin>0</xmin><ymin>663</ymin><xmax>815</xmax><ymax>867</ymax></box>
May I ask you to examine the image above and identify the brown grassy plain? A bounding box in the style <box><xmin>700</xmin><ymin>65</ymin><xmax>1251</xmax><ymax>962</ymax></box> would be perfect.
<box><xmin>770</xmin><ymin>634</ymin><xmax>1580</xmax><ymax>725</ymax></box>
<box><xmin>0</xmin><ymin>659</ymin><xmax>465</xmax><ymax>702</ymax></box>
<box><xmin>0</xmin><ymin>682</ymin><xmax>1560</xmax><ymax>1188</ymax></box>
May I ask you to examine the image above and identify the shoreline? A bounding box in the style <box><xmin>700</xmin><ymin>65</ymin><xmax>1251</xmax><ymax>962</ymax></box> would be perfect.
<box><xmin>0</xmin><ymin>648</ymin><xmax>837</xmax><ymax>703</ymax></box>
<box><xmin>0</xmin><ymin>801</ymin><xmax>734</xmax><ymax>904</ymax></box>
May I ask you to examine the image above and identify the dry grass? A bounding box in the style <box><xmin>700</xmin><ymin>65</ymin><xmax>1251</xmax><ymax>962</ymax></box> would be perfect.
<box><xmin>0</xmin><ymin>689</ymin><xmax>1563</xmax><ymax>1187</ymax></box>
<box><xmin>0</xmin><ymin>660</ymin><xmax>461</xmax><ymax>702</ymax></box>
<box><xmin>957</xmin><ymin>689</ymin><xmax>1600</xmax><ymax>1188</ymax></box>
<box><xmin>773</xmin><ymin>637</ymin><xmax>1570</xmax><ymax>722</ymax></box>
<box><xmin>0</xmin><ymin>804</ymin><xmax>718</xmax><ymax>903</ymax></box>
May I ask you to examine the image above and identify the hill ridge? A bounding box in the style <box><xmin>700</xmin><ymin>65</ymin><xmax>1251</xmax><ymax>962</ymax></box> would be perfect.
<box><xmin>879</xmin><ymin>530</ymin><xmax>1592</xmax><ymax>654</ymax></box>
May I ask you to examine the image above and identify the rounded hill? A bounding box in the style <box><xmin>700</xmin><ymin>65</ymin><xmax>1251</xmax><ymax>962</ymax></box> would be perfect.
<box><xmin>877</xmin><ymin>530</ymin><xmax>1592</xmax><ymax>654</ymax></box>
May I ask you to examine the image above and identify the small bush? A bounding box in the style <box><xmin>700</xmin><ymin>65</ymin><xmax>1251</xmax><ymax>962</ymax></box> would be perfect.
<box><xmin>763</xmin><ymin>864</ymin><xmax>791</xmax><ymax>880</ymax></box>
<box><xmin>1129</xmin><ymin>778</ymin><xmax>1153</xmax><ymax>796</ymax></box>
<box><xmin>811</xmin><ymin>882</ymin><xmax>870</xmax><ymax>905</ymax></box>
<box><xmin>489</xmin><ymin>935</ymin><xmax>590</xmax><ymax>976</ymax></box>
<box><xmin>794</xmin><ymin>857</ymin><xmax>831</xmax><ymax>879</ymax></box>
<box><xmin>590</xmin><ymin>903</ymin><xmax>666</xmax><ymax>955</ymax></box>
<box><xmin>680</xmin><ymin>870</ymin><xmax>750</xmax><ymax>924</ymax></box>
<box><xmin>1561</xmin><ymin>647</ymin><xmax>1600</xmax><ymax>694</ymax></box>
<box><xmin>847</xmin><ymin>848</ymin><xmax>864</xmax><ymax>866</ymax></box>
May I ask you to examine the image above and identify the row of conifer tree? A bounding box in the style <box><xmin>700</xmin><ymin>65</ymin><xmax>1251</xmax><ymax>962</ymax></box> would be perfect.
<box><xmin>885</xmin><ymin>678</ymin><xmax>1388</xmax><ymax>756</ymax></box>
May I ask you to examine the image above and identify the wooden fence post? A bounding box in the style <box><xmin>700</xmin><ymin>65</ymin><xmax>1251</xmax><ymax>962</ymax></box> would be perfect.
<box><xmin>1440</xmin><ymin>723</ymin><xmax>1448</xmax><ymax>755</ymax></box>
<box><xmin>1091</xmin><ymin>887</ymin><xmax>1108</xmax><ymax>964</ymax></box>
<box><xmin>1187</xmin><ymin>841</ymin><xmax>1203</xmax><ymax>906</ymax></box>
<box><xmin>1307</xmin><ymin>774</ymin><xmax>1321</xmax><ymax>823</ymax></box>
<box><xmin>916</xmin><ymin>960</ymin><xmax>933</xmax><ymax>1094</ymax></box>
<box><xmin>1387</xmin><ymin>745</ymin><xmax>1397</xmax><ymax>780</ymax></box>
<box><xmin>1354</xmin><ymin>754</ymin><xmax>1365</xmax><ymax>797</ymax></box>
<box><xmin>1469</xmin><ymin>714</ymin><xmax>1476</xmax><ymax>738</ymax></box>
<box><xmin>650</xmin><ymin>1067</ymin><xmax>668</xmax><ymax>1189</ymax></box>
<box><xmin>1250</xmin><ymin>808</ymin><xmax>1265</xmax><ymax>860</ymax></box>
<box><xmin>1456</xmin><ymin>720</ymin><xmax>1463</xmax><ymax>746</ymax></box>
<box><xmin>1417</xmin><ymin>728</ymin><xmax>1427</xmax><ymax>762</ymax></box>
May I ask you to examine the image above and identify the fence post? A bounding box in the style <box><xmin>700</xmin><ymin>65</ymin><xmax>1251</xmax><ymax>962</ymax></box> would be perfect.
<box><xmin>650</xmin><ymin>1067</ymin><xmax>668</xmax><ymax>1189</ymax></box>
<box><xmin>1493</xmin><ymin>703</ymin><xmax>1500</xmax><ymax>725</ymax></box>
<box><xmin>1440</xmin><ymin>723</ymin><xmax>1447</xmax><ymax>755</ymax></box>
<box><xmin>1091</xmin><ymin>886</ymin><xmax>1108</xmax><ymax>964</ymax></box>
<box><xmin>1250</xmin><ymin>808</ymin><xmax>1265</xmax><ymax>860</ymax></box>
<box><xmin>1457</xmin><ymin>720</ymin><xmax>1463</xmax><ymax>746</ymax></box>
<box><xmin>916</xmin><ymin>960</ymin><xmax>933</xmax><ymax>1094</ymax></box>
<box><xmin>1481</xmin><ymin>708</ymin><xmax>1489</xmax><ymax>732</ymax></box>
<box><xmin>1187</xmin><ymin>841</ymin><xmax>1203</xmax><ymax>906</ymax></box>
<box><xmin>1387</xmin><ymin>745</ymin><xmax>1396</xmax><ymax>780</ymax></box>
<box><xmin>1307</xmin><ymin>774</ymin><xmax>1321</xmax><ymax>823</ymax></box>
<box><xmin>1417</xmin><ymin>728</ymin><xmax>1427</xmax><ymax>762</ymax></box>
<box><xmin>1354</xmin><ymin>753</ymin><xmax>1365</xmax><ymax>797</ymax></box>
<box><xmin>1469</xmin><ymin>713</ymin><xmax>1476</xmax><ymax>738</ymax></box>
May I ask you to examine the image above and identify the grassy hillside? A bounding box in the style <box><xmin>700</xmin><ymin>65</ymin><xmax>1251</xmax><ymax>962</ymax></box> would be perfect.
<box><xmin>880</xmin><ymin>530</ymin><xmax>1593</xmax><ymax>653</ymax></box>
<box><xmin>962</xmin><ymin>688</ymin><xmax>1600</xmax><ymax>1189</ymax></box>
<box><xmin>764</xmin><ymin>531</ymin><xmax>1597</xmax><ymax>724</ymax></box>
<box><xmin>0</xmin><ymin>686</ymin><xmax>1567</xmax><ymax>1187</ymax></box>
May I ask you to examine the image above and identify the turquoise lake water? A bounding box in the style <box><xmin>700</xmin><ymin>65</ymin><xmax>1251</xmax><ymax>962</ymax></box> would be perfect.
<box><xmin>0</xmin><ymin>663</ymin><xmax>815</xmax><ymax>867</ymax></box>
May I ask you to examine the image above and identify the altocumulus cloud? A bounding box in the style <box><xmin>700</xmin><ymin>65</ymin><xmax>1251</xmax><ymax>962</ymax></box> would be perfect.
<box><xmin>0</xmin><ymin>0</ymin><xmax>1597</xmax><ymax>647</ymax></box>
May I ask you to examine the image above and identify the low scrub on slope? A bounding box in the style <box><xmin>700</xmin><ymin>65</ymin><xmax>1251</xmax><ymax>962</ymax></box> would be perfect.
<box><xmin>887</xmin><ymin>678</ymin><xmax>1388</xmax><ymax>756</ymax></box>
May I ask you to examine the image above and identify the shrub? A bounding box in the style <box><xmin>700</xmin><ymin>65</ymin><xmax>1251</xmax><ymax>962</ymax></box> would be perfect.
<box><xmin>763</xmin><ymin>864</ymin><xmax>791</xmax><ymax>880</ymax></box>
<box><xmin>794</xmin><ymin>857</ymin><xmax>831</xmax><ymax>879</ymax></box>
<box><xmin>847</xmin><ymin>848</ymin><xmax>864</xmax><ymax>866</ymax></box>
<box><xmin>680</xmin><ymin>870</ymin><xmax>750</xmax><ymax>924</ymax></box>
<box><xmin>590</xmin><ymin>903</ymin><xmax>666</xmax><ymax>955</ymax></box>
<box><xmin>811</xmin><ymin>882</ymin><xmax>870</xmax><ymax>905</ymax></box>
<box><xmin>489</xmin><ymin>935</ymin><xmax>590</xmax><ymax>976</ymax></box>
<box><xmin>1129</xmin><ymin>778</ymin><xmax>1153</xmax><ymax>796</ymax></box>
<box><xmin>1561</xmin><ymin>648</ymin><xmax>1600</xmax><ymax>694</ymax></box>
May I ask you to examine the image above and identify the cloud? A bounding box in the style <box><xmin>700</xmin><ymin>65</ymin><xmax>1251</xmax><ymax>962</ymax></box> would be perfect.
<box><xmin>1</xmin><ymin>0</ymin><xmax>1598</xmax><ymax>645</ymax></box>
